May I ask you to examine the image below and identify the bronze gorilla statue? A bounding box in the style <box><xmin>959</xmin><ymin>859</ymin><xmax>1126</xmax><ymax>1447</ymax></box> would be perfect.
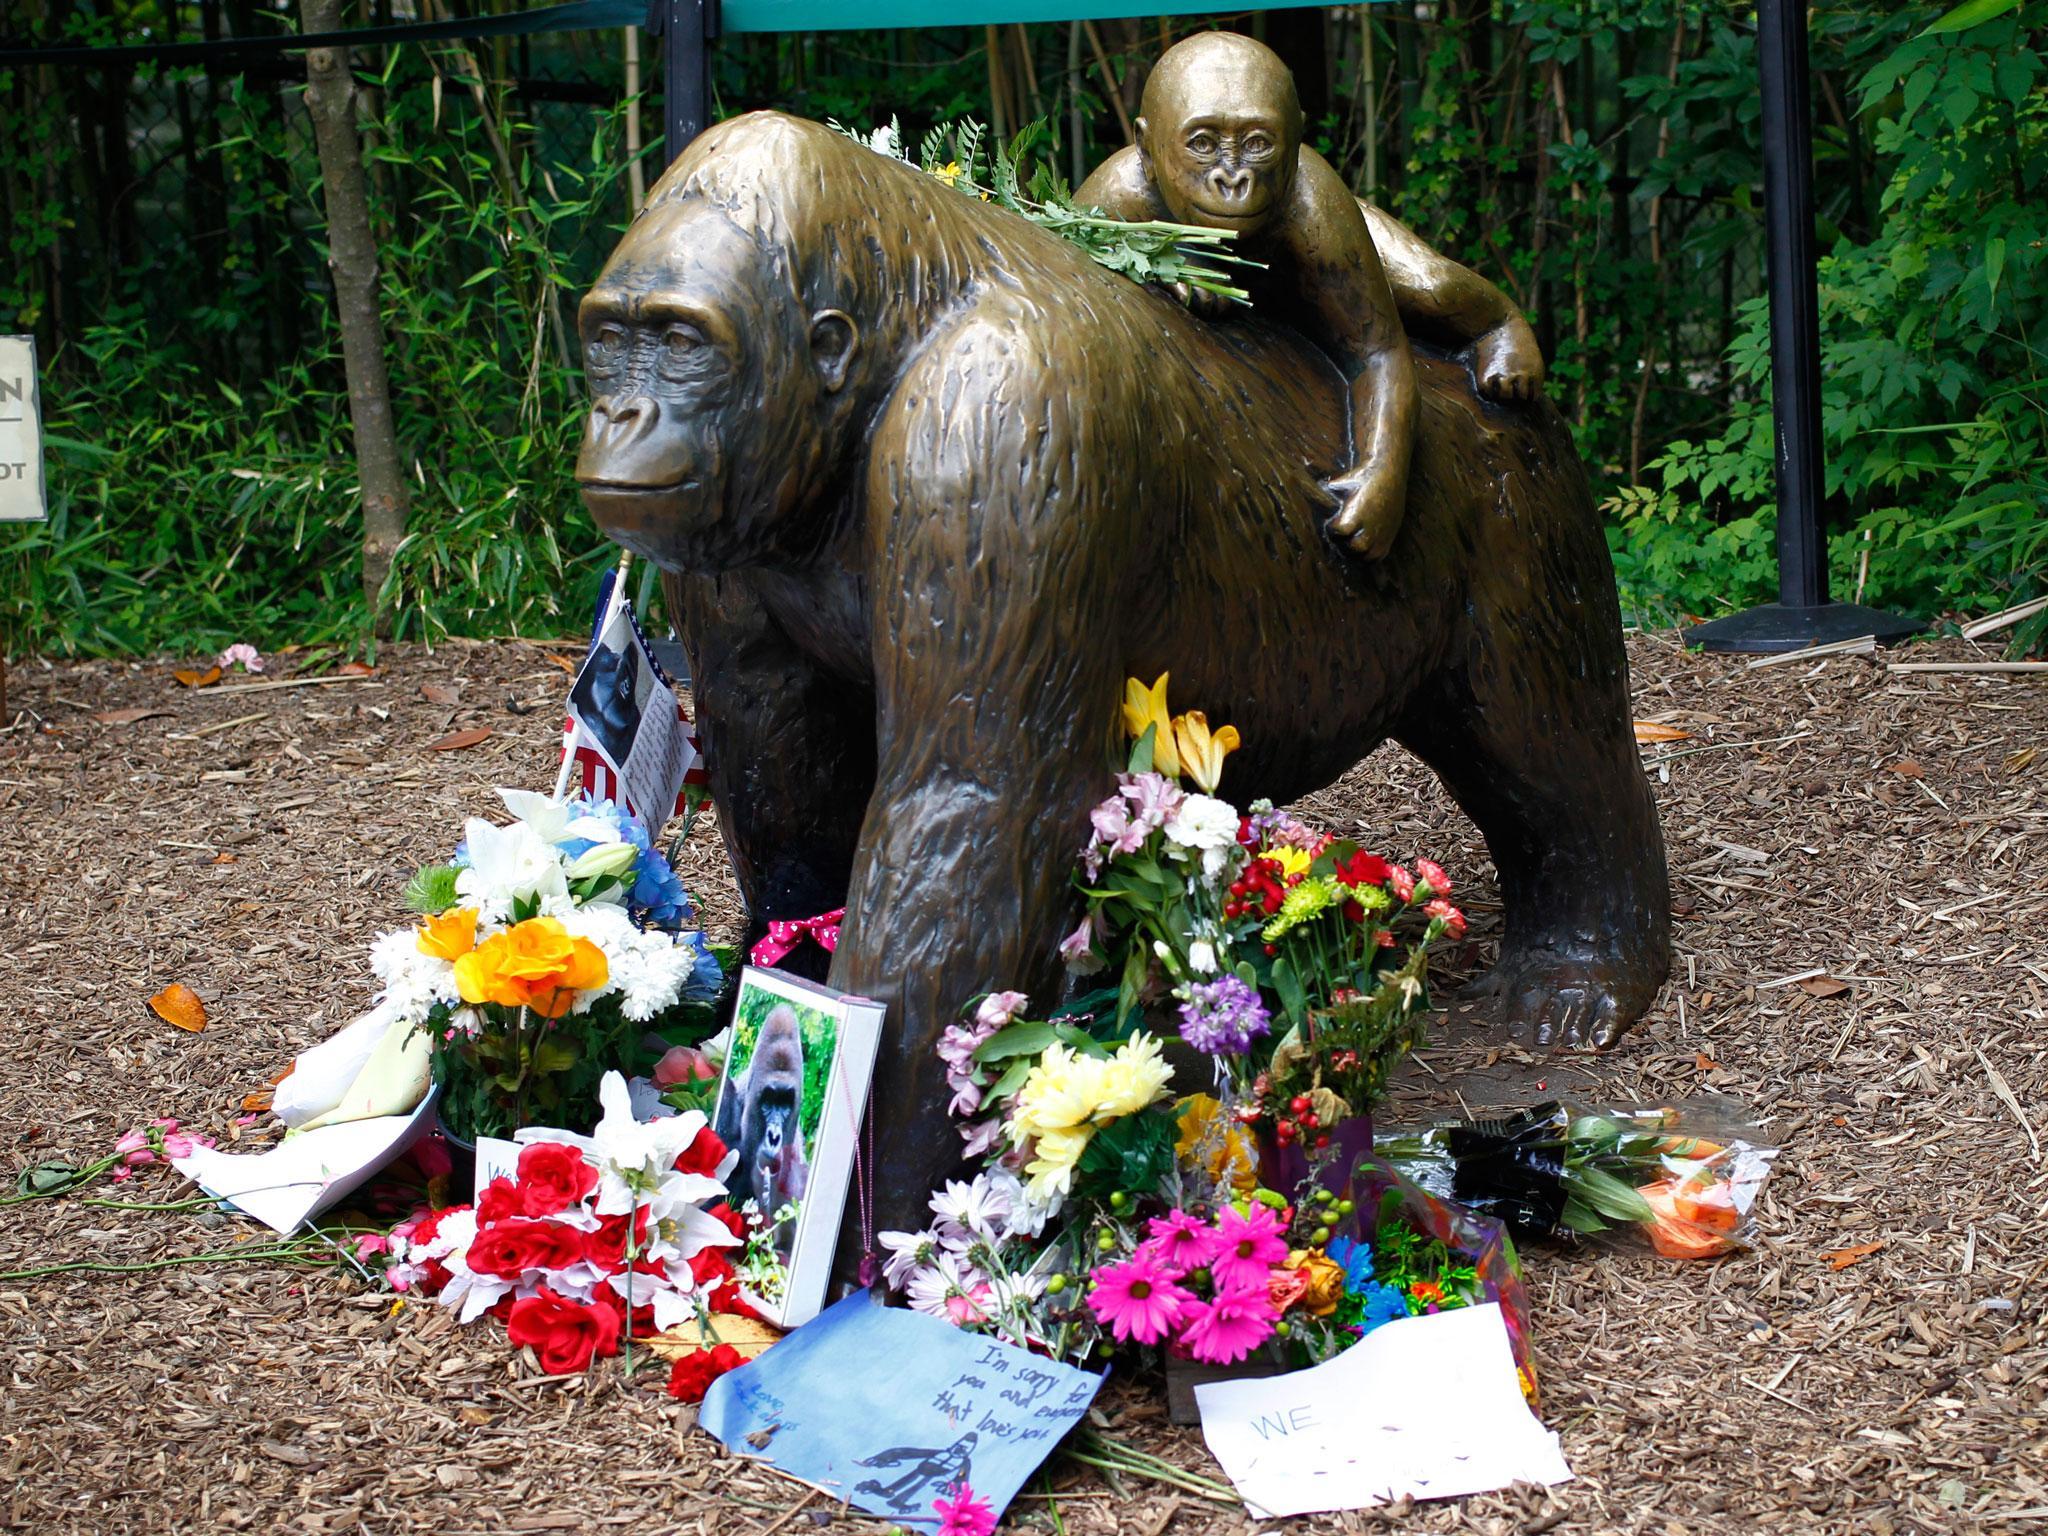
<box><xmin>574</xmin><ymin>112</ymin><xmax>1669</xmax><ymax>1240</ymax></box>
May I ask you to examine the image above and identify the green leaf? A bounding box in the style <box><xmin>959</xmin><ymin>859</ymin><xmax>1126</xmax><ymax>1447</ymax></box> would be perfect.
<box><xmin>1567</xmin><ymin>1165</ymin><xmax>1655</xmax><ymax>1224</ymax></box>
<box><xmin>1128</xmin><ymin>722</ymin><xmax>1156</xmax><ymax>775</ymax></box>
<box><xmin>1984</xmin><ymin>236</ymin><xmax>2006</xmax><ymax>305</ymax></box>
<box><xmin>403</xmin><ymin>864</ymin><xmax>462</xmax><ymax>914</ymax></box>
<box><xmin>1921</xmin><ymin>0</ymin><xmax>2019</xmax><ymax>35</ymax></box>
<box><xmin>531</xmin><ymin>1039</ymin><xmax>579</xmax><ymax>1076</ymax></box>
<box><xmin>973</xmin><ymin>1020</ymin><xmax>1060</xmax><ymax>1063</ymax></box>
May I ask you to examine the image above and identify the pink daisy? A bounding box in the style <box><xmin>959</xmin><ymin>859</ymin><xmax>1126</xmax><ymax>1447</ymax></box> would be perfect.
<box><xmin>1178</xmin><ymin>1282</ymin><xmax>1278</xmax><ymax>1365</ymax></box>
<box><xmin>1209</xmin><ymin>1203</ymin><xmax>1289</xmax><ymax>1291</ymax></box>
<box><xmin>1087</xmin><ymin>1252</ymin><xmax>1193</xmax><ymax>1345</ymax></box>
<box><xmin>1141</xmin><ymin>1209</ymin><xmax>1218</xmax><ymax>1275</ymax></box>
<box><xmin>933</xmin><ymin>1481</ymin><xmax>997</xmax><ymax>1536</ymax></box>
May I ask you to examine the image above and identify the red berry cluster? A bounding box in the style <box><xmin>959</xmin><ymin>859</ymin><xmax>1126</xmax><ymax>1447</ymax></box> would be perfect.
<box><xmin>1273</xmin><ymin>1093</ymin><xmax>1332</xmax><ymax>1151</ymax></box>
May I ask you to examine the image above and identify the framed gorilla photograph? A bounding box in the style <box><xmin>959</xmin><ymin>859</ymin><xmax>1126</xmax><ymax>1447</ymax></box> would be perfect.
<box><xmin>712</xmin><ymin>966</ymin><xmax>884</xmax><ymax>1328</ymax></box>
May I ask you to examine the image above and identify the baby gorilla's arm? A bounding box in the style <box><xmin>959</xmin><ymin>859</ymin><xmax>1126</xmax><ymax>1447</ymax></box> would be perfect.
<box><xmin>1288</xmin><ymin>151</ymin><xmax>1418</xmax><ymax>560</ymax></box>
<box><xmin>1362</xmin><ymin>204</ymin><xmax>1545</xmax><ymax>403</ymax></box>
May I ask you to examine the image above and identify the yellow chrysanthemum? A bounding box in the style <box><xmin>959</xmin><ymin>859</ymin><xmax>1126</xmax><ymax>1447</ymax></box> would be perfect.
<box><xmin>1093</xmin><ymin>1034</ymin><xmax>1173</xmax><ymax>1121</ymax></box>
<box><xmin>1023</xmin><ymin>1124</ymin><xmax>1092</xmax><ymax>1200</ymax></box>
<box><xmin>1011</xmin><ymin>1044</ymin><xmax>1099</xmax><ymax>1137</ymax></box>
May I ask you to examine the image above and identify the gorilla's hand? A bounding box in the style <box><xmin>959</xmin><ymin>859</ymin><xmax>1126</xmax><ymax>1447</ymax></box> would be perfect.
<box><xmin>1473</xmin><ymin>315</ymin><xmax>1545</xmax><ymax>404</ymax></box>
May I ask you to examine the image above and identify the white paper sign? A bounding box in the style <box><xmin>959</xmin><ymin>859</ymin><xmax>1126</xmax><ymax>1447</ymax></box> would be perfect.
<box><xmin>472</xmin><ymin>1134</ymin><xmax>521</xmax><ymax>1199</ymax></box>
<box><xmin>0</xmin><ymin>336</ymin><xmax>44</xmax><ymax>522</ymax></box>
<box><xmin>1195</xmin><ymin>1303</ymin><xmax>1572</xmax><ymax>1518</ymax></box>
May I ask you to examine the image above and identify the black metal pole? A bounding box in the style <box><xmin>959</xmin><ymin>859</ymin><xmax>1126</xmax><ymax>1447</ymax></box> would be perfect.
<box><xmin>1758</xmin><ymin>0</ymin><xmax>1824</xmax><ymax>610</ymax></box>
<box><xmin>1686</xmin><ymin>0</ymin><xmax>1918</xmax><ymax>653</ymax></box>
<box><xmin>659</xmin><ymin>0</ymin><xmax>713</xmax><ymax>162</ymax></box>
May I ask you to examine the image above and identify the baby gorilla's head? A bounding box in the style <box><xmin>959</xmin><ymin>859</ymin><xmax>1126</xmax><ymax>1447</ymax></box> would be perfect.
<box><xmin>1137</xmin><ymin>32</ymin><xmax>1304</xmax><ymax>233</ymax></box>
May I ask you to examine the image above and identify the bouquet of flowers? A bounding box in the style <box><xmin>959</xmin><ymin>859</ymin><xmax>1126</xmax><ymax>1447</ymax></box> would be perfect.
<box><xmin>883</xmin><ymin>993</ymin><xmax>1528</xmax><ymax>1380</ymax></box>
<box><xmin>1068</xmin><ymin>675</ymin><xmax>1464</xmax><ymax>1157</ymax></box>
<box><xmin>1374</xmin><ymin>1100</ymin><xmax>1777</xmax><ymax>1258</ymax></box>
<box><xmin>373</xmin><ymin>787</ymin><xmax>724</xmax><ymax>1141</ymax></box>
<box><xmin>385</xmin><ymin>1071</ymin><xmax>751</xmax><ymax>1387</ymax></box>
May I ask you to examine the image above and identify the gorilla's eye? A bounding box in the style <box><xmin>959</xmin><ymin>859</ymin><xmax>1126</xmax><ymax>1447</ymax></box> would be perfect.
<box><xmin>1185</xmin><ymin>131</ymin><xmax>1218</xmax><ymax>159</ymax></box>
<box><xmin>585</xmin><ymin>323</ymin><xmax>627</xmax><ymax>374</ymax></box>
<box><xmin>657</xmin><ymin>324</ymin><xmax>706</xmax><ymax>379</ymax></box>
<box><xmin>1243</xmin><ymin>132</ymin><xmax>1274</xmax><ymax>159</ymax></box>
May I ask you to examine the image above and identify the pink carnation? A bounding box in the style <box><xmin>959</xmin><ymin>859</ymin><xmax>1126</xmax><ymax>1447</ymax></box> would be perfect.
<box><xmin>1424</xmin><ymin>898</ymin><xmax>1467</xmax><ymax>939</ymax></box>
<box><xmin>1388</xmin><ymin>865</ymin><xmax>1415</xmax><ymax>902</ymax></box>
<box><xmin>1415</xmin><ymin>858</ymin><xmax>1452</xmax><ymax>897</ymax></box>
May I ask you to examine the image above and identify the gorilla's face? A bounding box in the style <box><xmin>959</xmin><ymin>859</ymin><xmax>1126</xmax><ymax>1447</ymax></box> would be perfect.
<box><xmin>575</xmin><ymin>204</ymin><xmax>861</xmax><ymax>572</ymax></box>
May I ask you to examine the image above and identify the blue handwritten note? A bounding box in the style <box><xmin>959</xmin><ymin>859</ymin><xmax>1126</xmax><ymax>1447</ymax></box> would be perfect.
<box><xmin>700</xmin><ymin>1292</ymin><xmax>1106</xmax><ymax>1526</ymax></box>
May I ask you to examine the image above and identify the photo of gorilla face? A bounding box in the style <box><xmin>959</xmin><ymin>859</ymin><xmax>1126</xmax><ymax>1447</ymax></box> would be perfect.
<box><xmin>715</xmin><ymin>995</ymin><xmax>832</xmax><ymax>1267</ymax></box>
<box><xmin>568</xmin><ymin>633</ymin><xmax>646</xmax><ymax>768</ymax></box>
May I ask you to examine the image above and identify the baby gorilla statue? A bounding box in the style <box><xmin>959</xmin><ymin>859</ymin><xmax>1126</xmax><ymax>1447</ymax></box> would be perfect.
<box><xmin>1077</xmin><ymin>31</ymin><xmax>1545</xmax><ymax>558</ymax></box>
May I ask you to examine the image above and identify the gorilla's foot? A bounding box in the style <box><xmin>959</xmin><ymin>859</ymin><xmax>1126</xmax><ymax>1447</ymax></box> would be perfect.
<box><xmin>1457</xmin><ymin>940</ymin><xmax>1663</xmax><ymax>1051</ymax></box>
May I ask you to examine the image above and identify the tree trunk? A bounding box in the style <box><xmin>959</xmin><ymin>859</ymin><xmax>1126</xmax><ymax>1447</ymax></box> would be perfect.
<box><xmin>300</xmin><ymin>0</ymin><xmax>409</xmax><ymax>627</ymax></box>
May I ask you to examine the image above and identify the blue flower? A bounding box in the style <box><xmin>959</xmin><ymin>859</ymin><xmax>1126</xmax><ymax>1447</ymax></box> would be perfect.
<box><xmin>675</xmin><ymin>930</ymin><xmax>724</xmax><ymax>1002</ymax></box>
<box><xmin>632</xmin><ymin>845</ymin><xmax>695</xmax><ymax>929</ymax></box>
<box><xmin>1356</xmin><ymin>1282</ymin><xmax>1411</xmax><ymax>1335</ymax></box>
<box><xmin>1327</xmin><ymin>1235</ymin><xmax>1375</xmax><ymax>1291</ymax></box>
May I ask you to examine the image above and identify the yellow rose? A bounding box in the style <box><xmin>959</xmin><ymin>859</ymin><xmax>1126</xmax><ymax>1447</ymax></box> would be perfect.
<box><xmin>453</xmin><ymin>916</ymin><xmax>608</xmax><ymax>1018</ymax></box>
<box><xmin>1292</xmin><ymin>1248</ymin><xmax>1347</xmax><ymax>1317</ymax></box>
<box><xmin>416</xmin><ymin>906</ymin><xmax>479</xmax><ymax>961</ymax></box>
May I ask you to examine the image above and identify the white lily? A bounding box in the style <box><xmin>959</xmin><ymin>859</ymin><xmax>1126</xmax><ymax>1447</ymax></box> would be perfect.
<box><xmin>456</xmin><ymin>817</ymin><xmax>570</xmax><ymax>917</ymax></box>
<box><xmin>497</xmin><ymin>787</ymin><xmax>576</xmax><ymax>844</ymax></box>
<box><xmin>565</xmin><ymin>840</ymin><xmax>639</xmax><ymax>882</ymax></box>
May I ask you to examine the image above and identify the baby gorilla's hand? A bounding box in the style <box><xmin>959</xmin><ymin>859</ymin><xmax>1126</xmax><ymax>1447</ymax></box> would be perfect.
<box><xmin>1166</xmin><ymin>279</ymin><xmax>1238</xmax><ymax>321</ymax></box>
<box><xmin>1324</xmin><ymin>461</ymin><xmax>1406</xmax><ymax>561</ymax></box>
<box><xmin>1473</xmin><ymin>315</ymin><xmax>1545</xmax><ymax>403</ymax></box>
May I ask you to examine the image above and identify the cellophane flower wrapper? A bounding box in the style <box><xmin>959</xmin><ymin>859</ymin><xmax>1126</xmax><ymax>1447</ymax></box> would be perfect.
<box><xmin>1349</xmin><ymin>1156</ymin><xmax>1539</xmax><ymax>1404</ymax></box>
<box><xmin>1372</xmin><ymin>1099</ymin><xmax>1776</xmax><ymax>1260</ymax></box>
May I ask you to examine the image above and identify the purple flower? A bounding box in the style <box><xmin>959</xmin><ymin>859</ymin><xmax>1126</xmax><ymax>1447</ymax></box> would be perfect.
<box><xmin>1177</xmin><ymin>975</ymin><xmax>1272</xmax><ymax>1055</ymax></box>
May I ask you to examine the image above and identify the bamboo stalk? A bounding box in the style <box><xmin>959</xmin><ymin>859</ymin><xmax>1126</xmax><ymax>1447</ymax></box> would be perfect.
<box><xmin>624</xmin><ymin>26</ymin><xmax>646</xmax><ymax>214</ymax></box>
<box><xmin>1888</xmin><ymin>661</ymin><xmax>2048</xmax><ymax>675</ymax></box>
<box><xmin>986</xmin><ymin>25</ymin><xmax>1012</xmax><ymax>145</ymax></box>
<box><xmin>1082</xmin><ymin>18</ymin><xmax>1136</xmax><ymax>145</ymax></box>
<box><xmin>1961</xmin><ymin>595</ymin><xmax>2048</xmax><ymax>639</ymax></box>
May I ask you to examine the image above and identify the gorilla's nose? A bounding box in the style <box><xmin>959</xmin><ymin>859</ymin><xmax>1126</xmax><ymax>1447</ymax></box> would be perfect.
<box><xmin>1212</xmin><ymin>166</ymin><xmax>1252</xmax><ymax>200</ymax></box>
<box><xmin>588</xmin><ymin>393</ymin><xmax>660</xmax><ymax>449</ymax></box>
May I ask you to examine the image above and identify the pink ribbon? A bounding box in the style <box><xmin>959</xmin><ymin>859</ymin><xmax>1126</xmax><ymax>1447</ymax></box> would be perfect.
<box><xmin>749</xmin><ymin>907</ymin><xmax>845</xmax><ymax>967</ymax></box>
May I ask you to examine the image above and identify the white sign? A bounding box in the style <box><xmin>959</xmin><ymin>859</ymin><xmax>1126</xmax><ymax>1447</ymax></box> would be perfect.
<box><xmin>0</xmin><ymin>336</ymin><xmax>44</xmax><ymax>522</ymax></box>
<box><xmin>1194</xmin><ymin>1303</ymin><xmax>1573</xmax><ymax>1518</ymax></box>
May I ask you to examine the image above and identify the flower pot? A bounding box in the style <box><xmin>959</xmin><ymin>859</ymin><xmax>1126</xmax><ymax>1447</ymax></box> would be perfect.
<box><xmin>1163</xmin><ymin>1354</ymin><xmax>1293</xmax><ymax>1426</ymax></box>
<box><xmin>1254</xmin><ymin>1114</ymin><xmax>1374</xmax><ymax>1202</ymax></box>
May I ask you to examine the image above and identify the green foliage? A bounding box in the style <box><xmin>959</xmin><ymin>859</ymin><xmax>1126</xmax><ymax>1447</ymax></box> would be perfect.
<box><xmin>403</xmin><ymin>865</ymin><xmax>462</xmax><ymax>915</ymax></box>
<box><xmin>1619</xmin><ymin>3</ymin><xmax>2047</xmax><ymax>641</ymax></box>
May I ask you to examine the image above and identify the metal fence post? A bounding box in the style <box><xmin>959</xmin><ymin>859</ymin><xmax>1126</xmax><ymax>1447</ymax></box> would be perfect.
<box><xmin>1687</xmin><ymin>0</ymin><xmax>1918</xmax><ymax>654</ymax></box>
<box><xmin>656</xmin><ymin>0</ymin><xmax>715</xmax><ymax>162</ymax></box>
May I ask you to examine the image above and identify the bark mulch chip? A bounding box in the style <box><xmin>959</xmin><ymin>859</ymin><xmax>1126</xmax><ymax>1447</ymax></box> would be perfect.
<box><xmin>2</xmin><ymin>632</ymin><xmax>2043</xmax><ymax>1535</ymax></box>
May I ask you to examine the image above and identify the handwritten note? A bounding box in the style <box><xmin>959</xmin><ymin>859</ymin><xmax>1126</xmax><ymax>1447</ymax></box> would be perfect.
<box><xmin>1195</xmin><ymin>1302</ymin><xmax>1571</xmax><ymax>1518</ymax></box>
<box><xmin>700</xmin><ymin>1291</ymin><xmax>1104</xmax><ymax>1526</ymax></box>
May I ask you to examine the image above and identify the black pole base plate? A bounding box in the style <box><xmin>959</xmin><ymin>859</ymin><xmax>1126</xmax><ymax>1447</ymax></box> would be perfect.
<box><xmin>1686</xmin><ymin>602</ymin><xmax>1924</xmax><ymax>655</ymax></box>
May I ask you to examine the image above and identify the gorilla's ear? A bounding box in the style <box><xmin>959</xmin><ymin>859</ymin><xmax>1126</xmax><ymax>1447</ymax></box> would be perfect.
<box><xmin>809</xmin><ymin>309</ymin><xmax>861</xmax><ymax>394</ymax></box>
<box><xmin>1135</xmin><ymin>116</ymin><xmax>1151</xmax><ymax>177</ymax></box>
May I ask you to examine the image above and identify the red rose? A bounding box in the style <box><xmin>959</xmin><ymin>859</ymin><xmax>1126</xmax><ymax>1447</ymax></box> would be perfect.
<box><xmin>505</xmin><ymin>1286</ymin><xmax>623</xmax><ymax>1375</ymax></box>
<box><xmin>689</xmin><ymin>1245</ymin><xmax>734</xmax><ymax>1292</ymax></box>
<box><xmin>666</xmin><ymin>1343</ymin><xmax>745</xmax><ymax>1403</ymax></box>
<box><xmin>586</xmin><ymin>1208</ymin><xmax>652</xmax><ymax>1274</ymax></box>
<box><xmin>468</xmin><ymin>1217</ymin><xmax>583</xmax><ymax>1280</ymax></box>
<box><xmin>476</xmin><ymin>1176</ymin><xmax>521</xmax><ymax>1227</ymax></box>
<box><xmin>515</xmin><ymin>1141</ymin><xmax>598</xmax><ymax>1217</ymax></box>
<box><xmin>674</xmin><ymin>1125</ymin><xmax>728</xmax><ymax>1178</ymax></box>
<box><xmin>706</xmin><ymin>1201</ymin><xmax>746</xmax><ymax>1242</ymax></box>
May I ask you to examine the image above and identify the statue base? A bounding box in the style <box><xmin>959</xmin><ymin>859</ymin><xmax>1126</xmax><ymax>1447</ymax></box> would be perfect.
<box><xmin>1686</xmin><ymin>601</ymin><xmax>1922</xmax><ymax>655</ymax></box>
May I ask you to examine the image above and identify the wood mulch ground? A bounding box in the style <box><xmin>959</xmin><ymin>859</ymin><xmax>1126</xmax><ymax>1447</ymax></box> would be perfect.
<box><xmin>1</xmin><ymin>631</ymin><xmax>2044</xmax><ymax>1536</ymax></box>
